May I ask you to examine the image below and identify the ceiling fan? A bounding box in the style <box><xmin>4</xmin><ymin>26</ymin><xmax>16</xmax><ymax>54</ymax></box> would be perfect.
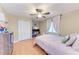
<box><xmin>30</xmin><ymin>9</ymin><xmax>50</xmax><ymax>18</ymax></box>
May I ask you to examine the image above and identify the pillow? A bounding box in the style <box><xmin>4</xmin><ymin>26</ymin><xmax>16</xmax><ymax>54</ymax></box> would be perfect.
<box><xmin>65</xmin><ymin>33</ymin><xmax>77</xmax><ymax>46</ymax></box>
<box><xmin>62</xmin><ymin>35</ymin><xmax>70</xmax><ymax>43</ymax></box>
<box><xmin>72</xmin><ymin>39</ymin><xmax>79</xmax><ymax>52</ymax></box>
<box><xmin>72</xmin><ymin>34</ymin><xmax>79</xmax><ymax>52</ymax></box>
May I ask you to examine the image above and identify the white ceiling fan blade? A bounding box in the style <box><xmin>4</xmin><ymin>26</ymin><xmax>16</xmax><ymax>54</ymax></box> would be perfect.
<box><xmin>43</xmin><ymin>12</ymin><xmax>50</xmax><ymax>15</ymax></box>
<box><xmin>30</xmin><ymin>14</ymin><xmax>36</xmax><ymax>15</ymax></box>
<box><xmin>42</xmin><ymin>16</ymin><xmax>46</xmax><ymax>18</ymax></box>
<box><xmin>36</xmin><ymin>9</ymin><xmax>43</xmax><ymax>12</ymax></box>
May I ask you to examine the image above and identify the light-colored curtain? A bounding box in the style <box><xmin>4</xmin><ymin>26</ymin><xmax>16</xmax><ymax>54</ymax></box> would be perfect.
<box><xmin>47</xmin><ymin>15</ymin><xmax>60</xmax><ymax>33</ymax></box>
<box><xmin>47</xmin><ymin>20</ymin><xmax>57</xmax><ymax>33</ymax></box>
<box><xmin>53</xmin><ymin>15</ymin><xmax>60</xmax><ymax>33</ymax></box>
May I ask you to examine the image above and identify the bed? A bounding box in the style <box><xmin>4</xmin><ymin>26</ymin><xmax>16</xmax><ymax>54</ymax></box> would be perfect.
<box><xmin>35</xmin><ymin>34</ymin><xmax>79</xmax><ymax>55</ymax></box>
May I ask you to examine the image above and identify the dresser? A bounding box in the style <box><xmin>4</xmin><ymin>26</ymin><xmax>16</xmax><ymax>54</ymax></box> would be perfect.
<box><xmin>0</xmin><ymin>32</ymin><xmax>13</xmax><ymax>55</ymax></box>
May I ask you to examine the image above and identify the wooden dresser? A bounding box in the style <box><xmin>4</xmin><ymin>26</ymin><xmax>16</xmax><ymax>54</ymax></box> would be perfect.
<box><xmin>0</xmin><ymin>32</ymin><xmax>13</xmax><ymax>55</ymax></box>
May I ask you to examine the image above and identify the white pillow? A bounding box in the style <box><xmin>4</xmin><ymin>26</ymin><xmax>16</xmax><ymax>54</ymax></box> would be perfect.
<box><xmin>65</xmin><ymin>33</ymin><xmax>77</xmax><ymax>46</ymax></box>
<box><xmin>62</xmin><ymin>35</ymin><xmax>70</xmax><ymax>43</ymax></box>
<box><xmin>72</xmin><ymin>34</ymin><xmax>79</xmax><ymax>52</ymax></box>
<box><xmin>72</xmin><ymin>39</ymin><xmax>79</xmax><ymax>52</ymax></box>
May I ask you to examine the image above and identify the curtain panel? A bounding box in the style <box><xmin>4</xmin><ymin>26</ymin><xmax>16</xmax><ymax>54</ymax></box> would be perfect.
<box><xmin>47</xmin><ymin>15</ymin><xmax>61</xmax><ymax>34</ymax></box>
<box><xmin>53</xmin><ymin>15</ymin><xmax>60</xmax><ymax>33</ymax></box>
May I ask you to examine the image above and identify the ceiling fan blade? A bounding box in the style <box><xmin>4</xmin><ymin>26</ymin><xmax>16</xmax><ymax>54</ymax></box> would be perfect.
<box><xmin>43</xmin><ymin>12</ymin><xmax>50</xmax><ymax>15</ymax></box>
<box><xmin>36</xmin><ymin>9</ymin><xmax>43</xmax><ymax>12</ymax></box>
<box><xmin>30</xmin><ymin>14</ymin><xmax>36</xmax><ymax>15</ymax></box>
<box><xmin>42</xmin><ymin>16</ymin><xmax>46</xmax><ymax>18</ymax></box>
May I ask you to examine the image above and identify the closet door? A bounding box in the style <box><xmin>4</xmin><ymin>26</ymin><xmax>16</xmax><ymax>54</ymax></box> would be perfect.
<box><xmin>18</xmin><ymin>20</ymin><xmax>32</xmax><ymax>41</ymax></box>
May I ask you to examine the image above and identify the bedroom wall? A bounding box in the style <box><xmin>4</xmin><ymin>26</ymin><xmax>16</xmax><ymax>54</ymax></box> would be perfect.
<box><xmin>32</xmin><ymin>20</ymin><xmax>40</xmax><ymax>28</ymax></box>
<box><xmin>60</xmin><ymin>10</ymin><xmax>79</xmax><ymax>35</ymax></box>
<box><xmin>0</xmin><ymin>6</ymin><xmax>6</xmax><ymax>27</ymax></box>
<box><xmin>5</xmin><ymin>13</ymin><xmax>18</xmax><ymax>42</ymax></box>
<box><xmin>39</xmin><ymin>20</ymin><xmax>48</xmax><ymax>34</ymax></box>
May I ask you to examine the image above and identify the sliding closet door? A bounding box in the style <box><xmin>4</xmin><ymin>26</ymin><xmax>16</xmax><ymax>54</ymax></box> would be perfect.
<box><xmin>18</xmin><ymin>20</ymin><xmax>32</xmax><ymax>41</ymax></box>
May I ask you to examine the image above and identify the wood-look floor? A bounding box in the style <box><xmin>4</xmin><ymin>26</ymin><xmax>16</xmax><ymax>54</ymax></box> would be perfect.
<box><xmin>12</xmin><ymin>39</ymin><xmax>46</xmax><ymax>55</ymax></box>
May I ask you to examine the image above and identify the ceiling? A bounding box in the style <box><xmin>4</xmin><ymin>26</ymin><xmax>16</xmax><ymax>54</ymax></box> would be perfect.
<box><xmin>0</xmin><ymin>3</ymin><xmax>56</xmax><ymax>18</ymax></box>
<box><xmin>1</xmin><ymin>3</ymin><xmax>79</xmax><ymax>21</ymax></box>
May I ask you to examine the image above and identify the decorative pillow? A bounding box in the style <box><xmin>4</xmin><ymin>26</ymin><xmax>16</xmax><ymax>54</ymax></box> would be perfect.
<box><xmin>65</xmin><ymin>33</ymin><xmax>77</xmax><ymax>46</ymax></box>
<box><xmin>72</xmin><ymin>34</ymin><xmax>79</xmax><ymax>52</ymax></box>
<box><xmin>62</xmin><ymin>35</ymin><xmax>70</xmax><ymax>43</ymax></box>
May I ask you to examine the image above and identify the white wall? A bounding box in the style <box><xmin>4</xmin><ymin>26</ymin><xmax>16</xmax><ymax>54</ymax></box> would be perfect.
<box><xmin>39</xmin><ymin>20</ymin><xmax>48</xmax><ymax>34</ymax></box>
<box><xmin>60</xmin><ymin>10</ymin><xmax>79</xmax><ymax>35</ymax></box>
<box><xmin>0</xmin><ymin>6</ymin><xmax>7</xmax><ymax>27</ymax></box>
<box><xmin>5</xmin><ymin>13</ymin><xmax>18</xmax><ymax>42</ymax></box>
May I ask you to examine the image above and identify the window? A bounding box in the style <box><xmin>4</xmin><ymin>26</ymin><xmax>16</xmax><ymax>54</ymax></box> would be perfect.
<box><xmin>48</xmin><ymin>21</ymin><xmax>56</xmax><ymax>33</ymax></box>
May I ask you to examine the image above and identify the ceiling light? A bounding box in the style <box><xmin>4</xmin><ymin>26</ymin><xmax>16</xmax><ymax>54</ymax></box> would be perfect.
<box><xmin>37</xmin><ymin>13</ymin><xmax>42</xmax><ymax>18</ymax></box>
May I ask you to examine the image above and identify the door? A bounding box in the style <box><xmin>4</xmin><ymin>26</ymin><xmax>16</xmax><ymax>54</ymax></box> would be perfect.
<box><xmin>18</xmin><ymin>20</ymin><xmax>32</xmax><ymax>41</ymax></box>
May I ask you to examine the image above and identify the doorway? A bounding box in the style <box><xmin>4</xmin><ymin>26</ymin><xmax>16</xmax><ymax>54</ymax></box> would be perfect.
<box><xmin>18</xmin><ymin>20</ymin><xmax>32</xmax><ymax>41</ymax></box>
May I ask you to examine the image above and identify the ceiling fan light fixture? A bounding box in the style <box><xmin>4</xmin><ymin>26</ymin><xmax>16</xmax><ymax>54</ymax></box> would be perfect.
<box><xmin>37</xmin><ymin>13</ymin><xmax>42</xmax><ymax>18</ymax></box>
